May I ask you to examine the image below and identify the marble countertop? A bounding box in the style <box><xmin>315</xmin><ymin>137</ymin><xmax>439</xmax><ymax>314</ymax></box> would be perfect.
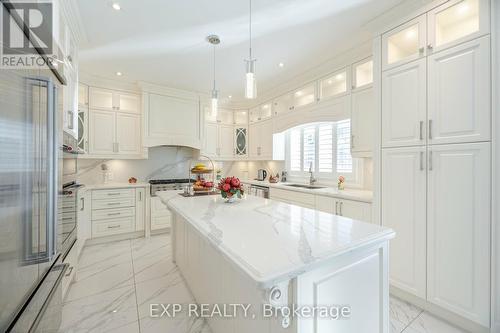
<box><xmin>83</xmin><ymin>182</ymin><xmax>150</xmax><ymax>190</ymax></box>
<box><xmin>242</xmin><ymin>179</ymin><xmax>373</xmax><ymax>203</ymax></box>
<box><xmin>158</xmin><ymin>192</ymin><xmax>393</xmax><ymax>287</ymax></box>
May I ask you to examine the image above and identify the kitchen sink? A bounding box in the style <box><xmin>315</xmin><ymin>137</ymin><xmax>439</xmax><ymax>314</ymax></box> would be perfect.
<box><xmin>284</xmin><ymin>184</ymin><xmax>328</xmax><ymax>190</ymax></box>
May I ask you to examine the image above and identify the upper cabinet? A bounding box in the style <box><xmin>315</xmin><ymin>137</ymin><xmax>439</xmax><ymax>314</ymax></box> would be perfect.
<box><xmin>383</xmin><ymin>0</ymin><xmax>489</xmax><ymax>71</ymax></box>
<box><xmin>427</xmin><ymin>0</ymin><xmax>489</xmax><ymax>54</ymax></box>
<box><xmin>144</xmin><ymin>93</ymin><xmax>200</xmax><ymax>149</ymax></box>
<box><xmin>291</xmin><ymin>83</ymin><xmax>316</xmax><ymax>110</ymax></box>
<box><xmin>273</xmin><ymin>94</ymin><xmax>292</xmax><ymax>116</ymax></box>
<box><xmin>250</xmin><ymin>103</ymin><xmax>273</xmax><ymax>122</ymax></box>
<box><xmin>78</xmin><ymin>83</ymin><xmax>89</xmax><ymax>107</ymax></box>
<box><xmin>89</xmin><ymin>87</ymin><xmax>140</xmax><ymax>114</ymax></box>
<box><xmin>382</xmin><ymin>15</ymin><xmax>427</xmax><ymax>70</ymax></box>
<box><xmin>352</xmin><ymin>58</ymin><xmax>373</xmax><ymax>90</ymax></box>
<box><xmin>320</xmin><ymin>68</ymin><xmax>348</xmax><ymax>100</ymax></box>
<box><xmin>233</xmin><ymin>110</ymin><xmax>248</xmax><ymax>125</ymax></box>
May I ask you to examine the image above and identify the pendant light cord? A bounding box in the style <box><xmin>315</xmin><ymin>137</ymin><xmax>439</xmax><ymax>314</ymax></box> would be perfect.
<box><xmin>213</xmin><ymin>44</ymin><xmax>216</xmax><ymax>91</ymax></box>
<box><xmin>249</xmin><ymin>0</ymin><xmax>252</xmax><ymax>60</ymax></box>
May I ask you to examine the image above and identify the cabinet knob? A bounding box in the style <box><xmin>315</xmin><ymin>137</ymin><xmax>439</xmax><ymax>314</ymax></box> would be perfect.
<box><xmin>427</xmin><ymin>44</ymin><xmax>433</xmax><ymax>50</ymax></box>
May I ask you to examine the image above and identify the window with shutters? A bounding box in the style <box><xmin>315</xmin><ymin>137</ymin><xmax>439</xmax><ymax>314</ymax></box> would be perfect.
<box><xmin>285</xmin><ymin>121</ymin><xmax>360</xmax><ymax>183</ymax></box>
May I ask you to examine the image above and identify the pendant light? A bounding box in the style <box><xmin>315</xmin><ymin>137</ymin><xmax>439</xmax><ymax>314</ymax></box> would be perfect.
<box><xmin>245</xmin><ymin>0</ymin><xmax>257</xmax><ymax>99</ymax></box>
<box><xmin>207</xmin><ymin>35</ymin><xmax>220</xmax><ymax>115</ymax></box>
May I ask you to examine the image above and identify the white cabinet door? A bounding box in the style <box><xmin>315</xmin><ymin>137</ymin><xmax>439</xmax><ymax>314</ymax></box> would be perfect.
<box><xmin>427</xmin><ymin>0</ymin><xmax>490</xmax><ymax>54</ymax></box>
<box><xmin>249</xmin><ymin>106</ymin><xmax>260</xmax><ymax>123</ymax></box>
<box><xmin>89</xmin><ymin>87</ymin><xmax>114</xmax><ymax>111</ymax></box>
<box><xmin>427</xmin><ymin>36</ymin><xmax>490</xmax><ymax>145</ymax></box>
<box><xmin>216</xmin><ymin>109</ymin><xmax>233</xmax><ymax>125</ymax></box>
<box><xmin>135</xmin><ymin>188</ymin><xmax>145</xmax><ymax>231</ymax></box>
<box><xmin>273</xmin><ymin>94</ymin><xmax>292</xmax><ymax>116</ymax></box>
<box><xmin>259</xmin><ymin>119</ymin><xmax>274</xmax><ymax>160</ymax></box>
<box><xmin>382</xmin><ymin>14</ymin><xmax>427</xmax><ymax>70</ymax></box>
<box><xmin>203</xmin><ymin>122</ymin><xmax>218</xmax><ymax>158</ymax></box>
<box><xmin>382</xmin><ymin>58</ymin><xmax>427</xmax><ymax>148</ymax></box>
<box><xmin>248</xmin><ymin>123</ymin><xmax>260</xmax><ymax>159</ymax></box>
<box><xmin>319</xmin><ymin>68</ymin><xmax>348</xmax><ymax>100</ymax></box>
<box><xmin>338</xmin><ymin>199</ymin><xmax>372</xmax><ymax>223</ymax></box>
<box><xmin>116</xmin><ymin>92</ymin><xmax>140</xmax><ymax>114</ymax></box>
<box><xmin>234</xmin><ymin>127</ymin><xmax>248</xmax><ymax>158</ymax></box>
<box><xmin>89</xmin><ymin>110</ymin><xmax>116</xmax><ymax>154</ymax></box>
<box><xmin>116</xmin><ymin>113</ymin><xmax>141</xmax><ymax>155</ymax></box>
<box><xmin>382</xmin><ymin>147</ymin><xmax>426</xmax><ymax>298</ymax></box>
<box><xmin>352</xmin><ymin>58</ymin><xmax>373</xmax><ymax>90</ymax></box>
<box><xmin>233</xmin><ymin>110</ymin><xmax>248</xmax><ymax>125</ymax></box>
<box><xmin>351</xmin><ymin>87</ymin><xmax>374</xmax><ymax>156</ymax></box>
<box><xmin>427</xmin><ymin>142</ymin><xmax>490</xmax><ymax>326</ymax></box>
<box><xmin>76</xmin><ymin>190</ymin><xmax>90</xmax><ymax>256</ymax></box>
<box><xmin>291</xmin><ymin>83</ymin><xmax>316</xmax><ymax>110</ymax></box>
<box><xmin>315</xmin><ymin>196</ymin><xmax>336</xmax><ymax>214</ymax></box>
<box><xmin>218</xmin><ymin>124</ymin><xmax>234</xmax><ymax>159</ymax></box>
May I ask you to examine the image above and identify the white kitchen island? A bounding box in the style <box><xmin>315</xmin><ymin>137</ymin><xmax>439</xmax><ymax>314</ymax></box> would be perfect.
<box><xmin>158</xmin><ymin>192</ymin><xmax>394</xmax><ymax>333</ymax></box>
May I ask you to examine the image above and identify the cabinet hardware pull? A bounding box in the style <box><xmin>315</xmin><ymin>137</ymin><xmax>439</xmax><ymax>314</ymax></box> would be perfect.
<box><xmin>107</xmin><ymin>225</ymin><xmax>121</xmax><ymax>229</ymax></box>
<box><xmin>65</xmin><ymin>266</ymin><xmax>74</xmax><ymax>277</ymax></box>
<box><xmin>419</xmin><ymin>121</ymin><xmax>424</xmax><ymax>140</ymax></box>
<box><xmin>429</xmin><ymin>151</ymin><xmax>433</xmax><ymax>171</ymax></box>
<box><xmin>351</xmin><ymin>135</ymin><xmax>355</xmax><ymax>149</ymax></box>
<box><xmin>427</xmin><ymin>44</ymin><xmax>433</xmax><ymax>50</ymax></box>
<box><xmin>139</xmin><ymin>191</ymin><xmax>142</xmax><ymax>201</ymax></box>
<box><xmin>108</xmin><ymin>212</ymin><xmax>121</xmax><ymax>216</ymax></box>
<box><xmin>116</xmin><ymin>142</ymin><xmax>119</xmax><ymax>152</ymax></box>
<box><xmin>107</xmin><ymin>193</ymin><xmax>121</xmax><ymax>196</ymax></box>
<box><xmin>428</xmin><ymin>120</ymin><xmax>433</xmax><ymax>140</ymax></box>
<box><xmin>335</xmin><ymin>201</ymin><xmax>339</xmax><ymax>215</ymax></box>
<box><xmin>339</xmin><ymin>202</ymin><xmax>343</xmax><ymax>216</ymax></box>
<box><xmin>80</xmin><ymin>197</ymin><xmax>85</xmax><ymax>211</ymax></box>
<box><xmin>420</xmin><ymin>151</ymin><xmax>424</xmax><ymax>171</ymax></box>
<box><xmin>107</xmin><ymin>202</ymin><xmax>121</xmax><ymax>206</ymax></box>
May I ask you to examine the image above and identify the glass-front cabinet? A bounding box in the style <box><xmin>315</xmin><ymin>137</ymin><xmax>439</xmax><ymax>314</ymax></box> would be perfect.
<box><xmin>382</xmin><ymin>15</ymin><xmax>426</xmax><ymax>70</ymax></box>
<box><xmin>77</xmin><ymin>108</ymin><xmax>88</xmax><ymax>153</ymax></box>
<box><xmin>249</xmin><ymin>103</ymin><xmax>272</xmax><ymax>123</ymax></box>
<box><xmin>291</xmin><ymin>83</ymin><xmax>316</xmax><ymax>109</ymax></box>
<box><xmin>352</xmin><ymin>58</ymin><xmax>373</xmax><ymax>90</ymax></box>
<box><xmin>273</xmin><ymin>93</ymin><xmax>292</xmax><ymax>116</ymax></box>
<box><xmin>234</xmin><ymin>127</ymin><xmax>247</xmax><ymax>158</ymax></box>
<box><xmin>428</xmin><ymin>0</ymin><xmax>487</xmax><ymax>53</ymax></box>
<box><xmin>320</xmin><ymin>68</ymin><xmax>348</xmax><ymax>100</ymax></box>
<box><xmin>233</xmin><ymin>110</ymin><xmax>248</xmax><ymax>125</ymax></box>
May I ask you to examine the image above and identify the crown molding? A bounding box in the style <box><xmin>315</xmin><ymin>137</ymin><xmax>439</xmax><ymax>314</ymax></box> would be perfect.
<box><xmin>79</xmin><ymin>71</ymin><xmax>140</xmax><ymax>93</ymax></box>
<box><xmin>362</xmin><ymin>0</ymin><xmax>443</xmax><ymax>36</ymax></box>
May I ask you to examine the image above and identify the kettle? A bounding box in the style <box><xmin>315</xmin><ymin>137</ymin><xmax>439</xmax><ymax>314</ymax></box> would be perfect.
<box><xmin>257</xmin><ymin>169</ymin><xmax>267</xmax><ymax>181</ymax></box>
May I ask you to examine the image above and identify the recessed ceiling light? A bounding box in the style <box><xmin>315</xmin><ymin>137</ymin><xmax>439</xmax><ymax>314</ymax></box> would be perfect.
<box><xmin>278</xmin><ymin>62</ymin><xmax>284</xmax><ymax>68</ymax></box>
<box><xmin>116</xmin><ymin>71</ymin><xmax>123</xmax><ymax>76</ymax></box>
<box><xmin>112</xmin><ymin>3</ymin><xmax>121</xmax><ymax>10</ymax></box>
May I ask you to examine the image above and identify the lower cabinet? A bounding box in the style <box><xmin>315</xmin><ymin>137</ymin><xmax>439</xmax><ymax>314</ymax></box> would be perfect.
<box><xmin>382</xmin><ymin>142</ymin><xmax>491</xmax><ymax>326</ymax></box>
<box><xmin>269</xmin><ymin>188</ymin><xmax>372</xmax><ymax>223</ymax></box>
<box><xmin>90</xmin><ymin>188</ymin><xmax>145</xmax><ymax>238</ymax></box>
<box><xmin>150</xmin><ymin>196</ymin><xmax>172</xmax><ymax>231</ymax></box>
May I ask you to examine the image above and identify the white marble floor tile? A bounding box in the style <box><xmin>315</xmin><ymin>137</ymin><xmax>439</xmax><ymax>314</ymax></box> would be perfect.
<box><xmin>390</xmin><ymin>296</ymin><xmax>423</xmax><ymax>328</ymax></box>
<box><xmin>403</xmin><ymin>312</ymin><xmax>468</xmax><ymax>333</ymax></box>
<box><xmin>79</xmin><ymin>239</ymin><xmax>132</xmax><ymax>268</ymax></box>
<box><xmin>391</xmin><ymin>317</ymin><xmax>408</xmax><ymax>333</ymax></box>
<box><xmin>59</xmin><ymin>285</ymin><xmax>139</xmax><ymax>333</ymax></box>
<box><xmin>131</xmin><ymin>234</ymin><xmax>170</xmax><ymax>260</ymax></box>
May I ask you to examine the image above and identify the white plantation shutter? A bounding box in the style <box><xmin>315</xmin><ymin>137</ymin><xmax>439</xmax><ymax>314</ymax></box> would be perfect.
<box><xmin>302</xmin><ymin>125</ymin><xmax>315</xmax><ymax>171</ymax></box>
<box><xmin>318</xmin><ymin>124</ymin><xmax>333</xmax><ymax>173</ymax></box>
<box><xmin>290</xmin><ymin>128</ymin><xmax>301</xmax><ymax>172</ymax></box>
<box><xmin>336</xmin><ymin>119</ymin><xmax>352</xmax><ymax>173</ymax></box>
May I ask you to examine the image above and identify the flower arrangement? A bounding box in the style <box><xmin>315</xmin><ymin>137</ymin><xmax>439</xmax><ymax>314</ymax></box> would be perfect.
<box><xmin>218</xmin><ymin>176</ymin><xmax>244</xmax><ymax>201</ymax></box>
<box><xmin>338</xmin><ymin>175</ymin><xmax>345</xmax><ymax>190</ymax></box>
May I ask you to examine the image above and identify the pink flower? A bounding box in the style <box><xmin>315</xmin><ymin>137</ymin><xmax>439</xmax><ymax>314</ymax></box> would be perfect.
<box><xmin>222</xmin><ymin>183</ymin><xmax>231</xmax><ymax>192</ymax></box>
<box><xmin>338</xmin><ymin>176</ymin><xmax>345</xmax><ymax>183</ymax></box>
<box><xmin>225</xmin><ymin>177</ymin><xmax>231</xmax><ymax>184</ymax></box>
<box><xmin>230</xmin><ymin>178</ymin><xmax>240</xmax><ymax>188</ymax></box>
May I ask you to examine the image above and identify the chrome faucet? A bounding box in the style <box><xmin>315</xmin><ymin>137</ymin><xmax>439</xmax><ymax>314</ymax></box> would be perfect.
<box><xmin>309</xmin><ymin>162</ymin><xmax>317</xmax><ymax>185</ymax></box>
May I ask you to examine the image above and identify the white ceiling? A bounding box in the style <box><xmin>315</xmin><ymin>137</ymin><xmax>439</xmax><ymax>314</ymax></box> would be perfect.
<box><xmin>76</xmin><ymin>0</ymin><xmax>404</xmax><ymax>102</ymax></box>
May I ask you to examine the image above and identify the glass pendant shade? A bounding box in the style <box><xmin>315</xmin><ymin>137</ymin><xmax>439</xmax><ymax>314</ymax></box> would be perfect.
<box><xmin>211</xmin><ymin>89</ymin><xmax>218</xmax><ymax>115</ymax></box>
<box><xmin>245</xmin><ymin>59</ymin><xmax>257</xmax><ymax>99</ymax></box>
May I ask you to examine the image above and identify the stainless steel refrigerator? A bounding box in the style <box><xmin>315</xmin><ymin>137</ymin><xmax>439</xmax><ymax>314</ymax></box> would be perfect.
<box><xmin>0</xmin><ymin>2</ymin><xmax>68</xmax><ymax>332</ymax></box>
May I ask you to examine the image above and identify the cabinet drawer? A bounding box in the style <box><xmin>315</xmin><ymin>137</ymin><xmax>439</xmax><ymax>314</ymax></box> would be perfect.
<box><xmin>151</xmin><ymin>215</ymin><xmax>171</xmax><ymax>230</ymax></box>
<box><xmin>92</xmin><ymin>207</ymin><xmax>135</xmax><ymax>221</ymax></box>
<box><xmin>92</xmin><ymin>197</ymin><xmax>135</xmax><ymax>210</ymax></box>
<box><xmin>92</xmin><ymin>189</ymin><xmax>135</xmax><ymax>200</ymax></box>
<box><xmin>92</xmin><ymin>217</ymin><xmax>135</xmax><ymax>237</ymax></box>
